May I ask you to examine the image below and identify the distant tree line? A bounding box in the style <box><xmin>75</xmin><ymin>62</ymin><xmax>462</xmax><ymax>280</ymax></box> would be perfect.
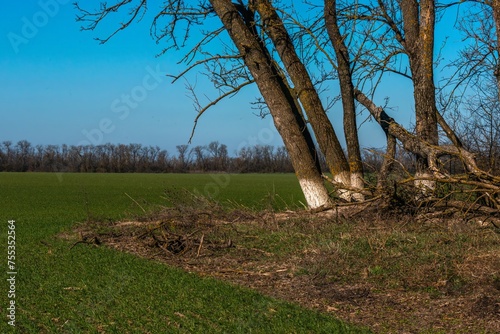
<box><xmin>0</xmin><ymin>140</ymin><xmax>295</xmax><ymax>173</ymax></box>
<box><xmin>3</xmin><ymin>138</ymin><xmax>500</xmax><ymax>176</ymax></box>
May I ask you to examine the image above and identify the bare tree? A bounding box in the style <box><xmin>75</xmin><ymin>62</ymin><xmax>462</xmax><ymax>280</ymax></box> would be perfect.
<box><xmin>454</xmin><ymin>78</ymin><xmax>500</xmax><ymax>174</ymax></box>
<box><xmin>206</xmin><ymin>141</ymin><xmax>229</xmax><ymax>170</ymax></box>
<box><xmin>191</xmin><ymin>145</ymin><xmax>207</xmax><ymax>171</ymax></box>
<box><xmin>324</xmin><ymin>0</ymin><xmax>364</xmax><ymax>199</ymax></box>
<box><xmin>252</xmin><ymin>0</ymin><xmax>356</xmax><ymax>200</ymax></box>
<box><xmin>1</xmin><ymin>141</ymin><xmax>13</xmax><ymax>171</ymax></box>
<box><xmin>74</xmin><ymin>0</ymin><xmax>500</xmax><ymax>214</ymax></box>
<box><xmin>175</xmin><ymin>144</ymin><xmax>190</xmax><ymax>172</ymax></box>
<box><xmin>342</xmin><ymin>0</ymin><xmax>440</xmax><ymax>192</ymax></box>
<box><xmin>211</xmin><ymin>0</ymin><xmax>333</xmax><ymax>207</ymax></box>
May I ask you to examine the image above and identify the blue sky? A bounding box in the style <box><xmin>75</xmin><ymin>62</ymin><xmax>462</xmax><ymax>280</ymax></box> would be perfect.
<box><xmin>0</xmin><ymin>1</ymin><xmax>291</xmax><ymax>155</ymax></box>
<box><xmin>0</xmin><ymin>1</ymin><xmax>461</xmax><ymax>155</ymax></box>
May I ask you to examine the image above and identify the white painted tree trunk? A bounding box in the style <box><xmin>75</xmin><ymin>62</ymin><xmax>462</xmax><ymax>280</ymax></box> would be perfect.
<box><xmin>350</xmin><ymin>172</ymin><xmax>365</xmax><ymax>201</ymax></box>
<box><xmin>333</xmin><ymin>171</ymin><xmax>353</xmax><ymax>201</ymax></box>
<box><xmin>414</xmin><ymin>171</ymin><xmax>436</xmax><ymax>199</ymax></box>
<box><xmin>298</xmin><ymin>178</ymin><xmax>331</xmax><ymax>209</ymax></box>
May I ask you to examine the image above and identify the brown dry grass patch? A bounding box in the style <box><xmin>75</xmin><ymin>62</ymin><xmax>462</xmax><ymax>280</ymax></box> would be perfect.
<box><xmin>68</xmin><ymin>202</ymin><xmax>500</xmax><ymax>333</ymax></box>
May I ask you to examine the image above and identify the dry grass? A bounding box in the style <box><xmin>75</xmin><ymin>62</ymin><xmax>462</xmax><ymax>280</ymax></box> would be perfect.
<box><xmin>70</xmin><ymin>201</ymin><xmax>500</xmax><ymax>333</ymax></box>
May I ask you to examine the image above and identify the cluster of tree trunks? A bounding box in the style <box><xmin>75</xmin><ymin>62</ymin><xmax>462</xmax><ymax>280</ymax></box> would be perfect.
<box><xmin>75</xmin><ymin>0</ymin><xmax>500</xmax><ymax>212</ymax></box>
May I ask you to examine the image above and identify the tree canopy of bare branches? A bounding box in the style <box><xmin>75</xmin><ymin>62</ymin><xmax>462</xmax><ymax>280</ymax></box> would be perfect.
<box><xmin>75</xmin><ymin>0</ymin><xmax>500</xmax><ymax>217</ymax></box>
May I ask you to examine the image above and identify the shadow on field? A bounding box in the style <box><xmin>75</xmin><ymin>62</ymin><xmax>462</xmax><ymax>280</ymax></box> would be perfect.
<box><xmin>63</xmin><ymin>191</ymin><xmax>500</xmax><ymax>333</ymax></box>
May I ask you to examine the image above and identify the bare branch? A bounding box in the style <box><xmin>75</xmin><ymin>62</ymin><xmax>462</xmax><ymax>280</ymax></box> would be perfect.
<box><xmin>167</xmin><ymin>54</ymin><xmax>243</xmax><ymax>83</ymax></box>
<box><xmin>187</xmin><ymin>79</ymin><xmax>255</xmax><ymax>143</ymax></box>
<box><xmin>75</xmin><ymin>0</ymin><xmax>148</xmax><ymax>44</ymax></box>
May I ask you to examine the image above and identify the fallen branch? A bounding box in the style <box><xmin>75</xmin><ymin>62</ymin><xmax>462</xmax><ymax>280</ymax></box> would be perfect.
<box><xmin>70</xmin><ymin>235</ymin><xmax>101</xmax><ymax>250</ymax></box>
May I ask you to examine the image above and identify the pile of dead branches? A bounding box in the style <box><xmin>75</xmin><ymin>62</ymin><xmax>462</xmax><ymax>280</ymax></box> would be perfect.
<box><xmin>137</xmin><ymin>221</ymin><xmax>234</xmax><ymax>257</ymax></box>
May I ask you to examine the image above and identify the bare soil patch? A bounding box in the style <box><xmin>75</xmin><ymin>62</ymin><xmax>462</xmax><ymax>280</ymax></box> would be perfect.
<box><xmin>67</xmin><ymin>203</ymin><xmax>500</xmax><ymax>333</ymax></box>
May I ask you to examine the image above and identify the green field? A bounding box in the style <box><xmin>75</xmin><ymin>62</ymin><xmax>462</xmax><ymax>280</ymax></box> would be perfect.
<box><xmin>0</xmin><ymin>172</ymin><xmax>366</xmax><ymax>333</ymax></box>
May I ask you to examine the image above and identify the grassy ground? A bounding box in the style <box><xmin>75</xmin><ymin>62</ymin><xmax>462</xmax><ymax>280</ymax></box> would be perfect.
<box><xmin>0</xmin><ymin>172</ymin><xmax>367</xmax><ymax>333</ymax></box>
<box><xmin>62</xmin><ymin>176</ymin><xmax>499</xmax><ymax>333</ymax></box>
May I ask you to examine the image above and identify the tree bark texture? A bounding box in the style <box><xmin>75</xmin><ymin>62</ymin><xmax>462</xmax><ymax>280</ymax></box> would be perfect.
<box><xmin>354</xmin><ymin>89</ymin><xmax>482</xmax><ymax>177</ymax></box>
<box><xmin>400</xmin><ymin>0</ymin><xmax>438</xmax><ymax>141</ymax></box>
<box><xmin>252</xmin><ymin>0</ymin><xmax>353</xmax><ymax>199</ymax></box>
<box><xmin>490</xmin><ymin>1</ymin><xmax>500</xmax><ymax>97</ymax></box>
<box><xmin>324</xmin><ymin>0</ymin><xmax>364</xmax><ymax>200</ymax></box>
<box><xmin>376</xmin><ymin>133</ymin><xmax>396</xmax><ymax>191</ymax></box>
<box><xmin>399</xmin><ymin>0</ymin><xmax>439</xmax><ymax>190</ymax></box>
<box><xmin>210</xmin><ymin>0</ymin><xmax>331</xmax><ymax>208</ymax></box>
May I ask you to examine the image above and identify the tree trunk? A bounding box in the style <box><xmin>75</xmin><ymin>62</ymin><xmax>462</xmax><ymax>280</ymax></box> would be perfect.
<box><xmin>210</xmin><ymin>0</ymin><xmax>331</xmax><ymax>208</ymax></box>
<box><xmin>401</xmin><ymin>0</ymin><xmax>439</xmax><ymax>192</ymax></box>
<box><xmin>354</xmin><ymin>89</ymin><xmax>482</xmax><ymax>177</ymax></box>
<box><xmin>252</xmin><ymin>0</ymin><xmax>353</xmax><ymax>200</ymax></box>
<box><xmin>324</xmin><ymin>0</ymin><xmax>364</xmax><ymax>201</ymax></box>
<box><xmin>490</xmin><ymin>1</ymin><xmax>500</xmax><ymax>98</ymax></box>
<box><xmin>377</xmin><ymin>133</ymin><xmax>396</xmax><ymax>191</ymax></box>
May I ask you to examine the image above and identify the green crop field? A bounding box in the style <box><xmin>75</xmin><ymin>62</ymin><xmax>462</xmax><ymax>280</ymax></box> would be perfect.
<box><xmin>0</xmin><ymin>172</ymin><xmax>367</xmax><ymax>333</ymax></box>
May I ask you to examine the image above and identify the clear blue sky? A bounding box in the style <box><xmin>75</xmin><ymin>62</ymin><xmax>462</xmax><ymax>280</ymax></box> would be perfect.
<box><xmin>0</xmin><ymin>1</ymin><xmax>461</xmax><ymax>155</ymax></box>
<box><xmin>1</xmin><ymin>1</ymin><xmax>287</xmax><ymax>155</ymax></box>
